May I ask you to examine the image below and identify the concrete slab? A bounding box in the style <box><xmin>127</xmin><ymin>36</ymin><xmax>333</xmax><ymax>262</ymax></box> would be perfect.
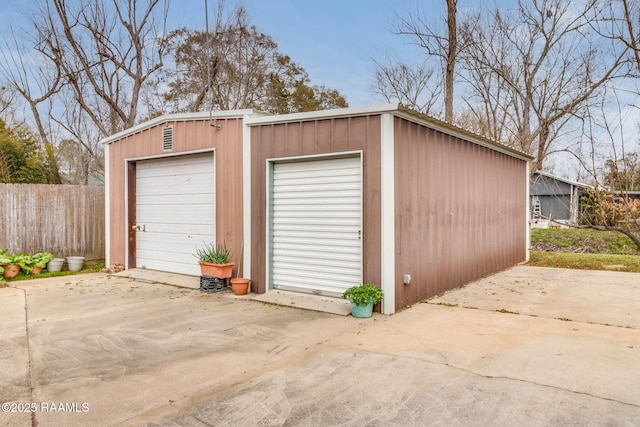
<box><xmin>117</xmin><ymin>270</ymin><xmax>352</xmax><ymax>316</ymax></box>
<box><xmin>430</xmin><ymin>266</ymin><xmax>640</xmax><ymax>328</ymax></box>
<box><xmin>0</xmin><ymin>287</ymin><xmax>32</xmax><ymax>427</ymax></box>
<box><xmin>0</xmin><ymin>274</ymin><xmax>362</xmax><ymax>426</ymax></box>
<box><xmin>113</xmin><ymin>268</ymin><xmax>200</xmax><ymax>289</ymax></box>
<box><xmin>131</xmin><ymin>303</ymin><xmax>640</xmax><ymax>426</ymax></box>
<box><xmin>1</xmin><ymin>266</ymin><xmax>639</xmax><ymax>426</ymax></box>
<box><xmin>252</xmin><ymin>289</ymin><xmax>351</xmax><ymax>316</ymax></box>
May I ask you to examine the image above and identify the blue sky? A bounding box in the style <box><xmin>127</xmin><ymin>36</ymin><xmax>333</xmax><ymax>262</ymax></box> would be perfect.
<box><xmin>168</xmin><ymin>0</ymin><xmax>436</xmax><ymax>106</ymax></box>
<box><xmin>1</xmin><ymin>0</ymin><xmax>635</xmax><ymax>177</ymax></box>
<box><xmin>0</xmin><ymin>0</ymin><xmax>481</xmax><ymax>107</ymax></box>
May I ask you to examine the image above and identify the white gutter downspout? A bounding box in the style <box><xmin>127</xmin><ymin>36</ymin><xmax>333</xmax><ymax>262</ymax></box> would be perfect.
<box><xmin>104</xmin><ymin>142</ymin><xmax>111</xmax><ymax>266</ymax></box>
<box><xmin>242</xmin><ymin>115</ymin><xmax>252</xmax><ymax>283</ymax></box>
<box><xmin>380</xmin><ymin>113</ymin><xmax>396</xmax><ymax>314</ymax></box>
<box><xmin>525</xmin><ymin>161</ymin><xmax>531</xmax><ymax>262</ymax></box>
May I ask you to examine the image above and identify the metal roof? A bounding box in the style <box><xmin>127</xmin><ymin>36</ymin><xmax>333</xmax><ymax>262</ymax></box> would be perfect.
<box><xmin>245</xmin><ymin>103</ymin><xmax>534</xmax><ymax>162</ymax></box>
<box><xmin>100</xmin><ymin>104</ymin><xmax>535</xmax><ymax>162</ymax></box>
<box><xmin>100</xmin><ymin>109</ymin><xmax>257</xmax><ymax>145</ymax></box>
<box><xmin>533</xmin><ymin>171</ymin><xmax>590</xmax><ymax>188</ymax></box>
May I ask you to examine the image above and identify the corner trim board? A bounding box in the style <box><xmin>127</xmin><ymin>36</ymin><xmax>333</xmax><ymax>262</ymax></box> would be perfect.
<box><xmin>380</xmin><ymin>113</ymin><xmax>396</xmax><ymax>314</ymax></box>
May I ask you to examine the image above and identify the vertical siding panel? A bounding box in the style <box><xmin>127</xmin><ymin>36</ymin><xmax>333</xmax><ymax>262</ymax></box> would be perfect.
<box><xmin>106</xmin><ymin>117</ymin><xmax>245</xmax><ymax>271</ymax></box>
<box><xmin>250</xmin><ymin>116</ymin><xmax>382</xmax><ymax>298</ymax></box>
<box><xmin>251</xmin><ymin>126</ymin><xmax>268</xmax><ymax>293</ymax></box>
<box><xmin>394</xmin><ymin>119</ymin><xmax>528</xmax><ymax>310</ymax></box>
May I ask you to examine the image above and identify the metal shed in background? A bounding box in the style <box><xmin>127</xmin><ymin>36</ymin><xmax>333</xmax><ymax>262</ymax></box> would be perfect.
<box><xmin>530</xmin><ymin>171</ymin><xmax>589</xmax><ymax>227</ymax></box>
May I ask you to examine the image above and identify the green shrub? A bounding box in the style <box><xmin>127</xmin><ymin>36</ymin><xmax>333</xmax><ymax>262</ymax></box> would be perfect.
<box><xmin>195</xmin><ymin>242</ymin><xmax>231</xmax><ymax>264</ymax></box>
<box><xmin>342</xmin><ymin>284</ymin><xmax>383</xmax><ymax>305</ymax></box>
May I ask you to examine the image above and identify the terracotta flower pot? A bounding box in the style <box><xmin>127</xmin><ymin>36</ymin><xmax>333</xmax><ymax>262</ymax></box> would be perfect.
<box><xmin>3</xmin><ymin>264</ymin><xmax>20</xmax><ymax>278</ymax></box>
<box><xmin>199</xmin><ymin>262</ymin><xmax>235</xmax><ymax>278</ymax></box>
<box><xmin>230</xmin><ymin>278</ymin><xmax>250</xmax><ymax>295</ymax></box>
<box><xmin>31</xmin><ymin>266</ymin><xmax>43</xmax><ymax>275</ymax></box>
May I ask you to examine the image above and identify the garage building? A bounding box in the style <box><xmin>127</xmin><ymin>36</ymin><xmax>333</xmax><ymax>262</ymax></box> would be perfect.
<box><xmin>103</xmin><ymin>104</ymin><xmax>533</xmax><ymax>314</ymax></box>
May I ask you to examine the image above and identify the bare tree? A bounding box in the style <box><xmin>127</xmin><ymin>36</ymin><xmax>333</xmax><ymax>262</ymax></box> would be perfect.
<box><xmin>0</xmin><ymin>31</ymin><xmax>64</xmax><ymax>183</ymax></box>
<box><xmin>383</xmin><ymin>0</ymin><xmax>462</xmax><ymax>122</ymax></box>
<box><xmin>594</xmin><ymin>0</ymin><xmax>640</xmax><ymax>75</ymax></box>
<box><xmin>564</xmin><ymin>97</ymin><xmax>640</xmax><ymax>250</ymax></box>
<box><xmin>371</xmin><ymin>56</ymin><xmax>442</xmax><ymax>115</ymax></box>
<box><xmin>444</xmin><ymin>0</ymin><xmax>457</xmax><ymax>123</ymax></box>
<box><xmin>460</xmin><ymin>0</ymin><xmax>629</xmax><ymax>171</ymax></box>
<box><xmin>1</xmin><ymin>0</ymin><xmax>169</xmax><ymax>183</ymax></box>
<box><xmin>36</xmin><ymin>0</ymin><xmax>169</xmax><ymax>134</ymax></box>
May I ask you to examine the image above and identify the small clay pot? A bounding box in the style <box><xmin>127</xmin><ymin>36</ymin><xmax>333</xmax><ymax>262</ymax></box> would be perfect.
<box><xmin>230</xmin><ymin>278</ymin><xmax>250</xmax><ymax>296</ymax></box>
<box><xmin>3</xmin><ymin>264</ymin><xmax>20</xmax><ymax>278</ymax></box>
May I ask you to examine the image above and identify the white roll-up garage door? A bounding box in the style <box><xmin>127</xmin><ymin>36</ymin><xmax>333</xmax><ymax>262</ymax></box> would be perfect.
<box><xmin>135</xmin><ymin>153</ymin><xmax>215</xmax><ymax>276</ymax></box>
<box><xmin>270</xmin><ymin>156</ymin><xmax>362</xmax><ymax>297</ymax></box>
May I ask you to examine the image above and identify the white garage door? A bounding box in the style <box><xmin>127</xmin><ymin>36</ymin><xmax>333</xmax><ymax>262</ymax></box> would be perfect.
<box><xmin>135</xmin><ymin>153</ymin><xmax>215</xmax><ymax>276</ymax></box>
<box><xmin>271</xmin><ymin>156</ymin><xmax>362</xmax><ymax>297</ymax></box>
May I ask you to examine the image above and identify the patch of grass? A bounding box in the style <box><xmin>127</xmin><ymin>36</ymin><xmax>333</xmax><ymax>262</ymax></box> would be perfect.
<box><xmin>531</xmin><ymin>228</ymin><xmax>640</xmax><ymax>255</ymax></box>
<box><xmin>528</xmin><ymin>251</ymin><xmax>640</xmax><ymax>272</ymax></box>
<box><xmin>495</xmin><ymin>308</ymin><xmax>520</xmax><ymax>314</ymax></box>
<box><xmin>433</xmin><ymin>302</ymin><xmax>458</xmax><ymax>307</ymax></box>
<box><xmin>4</xmin><ymin>262</ymin><xmax>106</xmax><ymax>283</ymax></box>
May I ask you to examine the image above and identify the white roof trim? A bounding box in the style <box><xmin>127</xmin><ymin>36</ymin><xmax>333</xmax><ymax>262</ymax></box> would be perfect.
<box><xmin>102</xmin><ymin>103</ymin><xmax>534</xmax><ymax>162</ymax></box>
<box><xmin>244</xmin><ymin>103</ymin><xmax>400</xmax><ymax>126</ymax></box>
<box><xmin>393</xmin><ymin>108</ymin><xmax>534</xmax><ymax>162</ymax></box>
<box><xmin>245</xmin><ymin>103</ymin><xmax>533</xmax><ymax>162</ymax></box>
<box><xmin>533</xmin><ymin>171</ymin><xmax>590</xmax><ymax>188</ymax></box>
<box><xmin>100</xmin><ymin>109</ymin><xmax>257</xmax><ymax>145</ymax></box>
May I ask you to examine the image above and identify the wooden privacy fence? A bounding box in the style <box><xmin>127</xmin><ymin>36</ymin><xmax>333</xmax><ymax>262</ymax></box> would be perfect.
<box><xmin>0</xmin><ymin>184</ymin><xmax>105</xmax><ymax>261</ymax></box>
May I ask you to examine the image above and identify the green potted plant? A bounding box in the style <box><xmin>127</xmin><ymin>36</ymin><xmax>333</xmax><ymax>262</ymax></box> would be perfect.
<box><xmin>1</xmin><ymin>249</ymin><xmax>21</xmax><ymax>278</ymax></box>
<box><xmin>31</xmin><ymin>252</ymin><xmax>55</xmax><ymax>274</ymax></box>
<box><xmin>342</xmin><ymin>283</ymin><xmax>383</xmax><ymax>318</ymax></box>
<box><xmin>195</xmin><ymin>242</ymin><xmax>235</xmax><ymax>278</ymax></box>
<box><xmin>12</xmin><ymin>252</ymin><xmax>34</xmax><ymax>275</ymax></box>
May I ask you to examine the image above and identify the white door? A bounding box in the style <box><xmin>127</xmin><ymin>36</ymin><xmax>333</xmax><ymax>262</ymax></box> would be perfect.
<box><xmin>135</xmin><ymin>153</ymin><xmax>215</xmax><ymax>275</ymax></box>
<box><xmin>270</xmin><ymin>156</ymin><xmax>362</xmax><ymax>297</ymax></box>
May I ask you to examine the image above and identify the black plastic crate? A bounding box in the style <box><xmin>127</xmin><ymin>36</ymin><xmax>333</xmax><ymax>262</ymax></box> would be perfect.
<box><xmin>200</xmin><ymin>276</ymin><xmax>227</xmax><ymax>293</ymax></box>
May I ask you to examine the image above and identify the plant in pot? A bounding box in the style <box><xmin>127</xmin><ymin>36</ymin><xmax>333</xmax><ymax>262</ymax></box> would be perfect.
<box><xmin>230</xmin><ymin>244</ymin><xmax>250</xmax><ymax>296</ymax></box>
<box><xmin>1</xmin><ymin>249</ymin><xmax>21</xmax><ymax>279</ymax></box>
<box><xmin>342</xmin><ymin>283</ymin><xmax>383</xmax><ymax>318</ymax></box>
<box><xmin>12</xmin><ymin>252</ymin><xmax>34</xmax><ymax>275</ymax></box>
<box><xmin>195</xmin><ymin>242</ymin><xmax>235</xmax><ymax>278</ymax></box>
<box><xmin>31</xmin><ymin>252</ymin><xmax>54</xmax><ymax>274</ymax></box>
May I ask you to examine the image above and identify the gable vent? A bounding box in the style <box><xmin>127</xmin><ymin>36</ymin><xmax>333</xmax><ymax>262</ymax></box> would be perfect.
<box><xmin>162</xmin><ymin>126</ymin><xmax>173</xmax><ymax>152</ymax></box>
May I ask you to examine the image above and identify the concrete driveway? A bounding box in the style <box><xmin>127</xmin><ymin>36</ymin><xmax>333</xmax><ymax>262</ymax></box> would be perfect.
<box><xmin>1</xmin><ymin>266</ymin><xmax>639</xmax><ymax>426</ymax></box>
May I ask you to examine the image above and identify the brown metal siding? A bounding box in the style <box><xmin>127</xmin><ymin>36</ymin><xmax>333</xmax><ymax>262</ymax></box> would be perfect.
<box><xmin>394</xmin><ymin>118</ymin><xmax>527</xmax><ymax>310</ymax></box>
<box><xmin>107</xmin><ymin>118</ymin><xmax>244</xmax><ymax>273</ymax></box>
<box><xmin>250</xmin><ymin>116</ymin><xmax>381</xmax><ymax>294</ymax></box>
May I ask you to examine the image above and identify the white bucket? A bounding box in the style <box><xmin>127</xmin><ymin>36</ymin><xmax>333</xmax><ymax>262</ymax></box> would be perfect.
<box><xmin>47</xmin><ymin>258</ymin><xmax>65</xmax><ymax>272</ymax></box>
<box><xmin>66</xmin><ymin>256</ymin><xmax>85</xmax><ymax>272</ymax></box>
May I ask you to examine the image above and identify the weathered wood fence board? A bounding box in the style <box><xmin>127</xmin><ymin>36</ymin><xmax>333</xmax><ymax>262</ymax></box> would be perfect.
<box><xmin>0</xmin><ymin>184</ymin><xmax>105</xmax><ymax>260</ymax></box>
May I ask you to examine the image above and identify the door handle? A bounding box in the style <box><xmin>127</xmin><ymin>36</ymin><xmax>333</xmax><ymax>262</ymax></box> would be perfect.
<box><xmin>131</xmin><ymin>224</ymin><xmax>146</xmax><ymax>232</ymax></box>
